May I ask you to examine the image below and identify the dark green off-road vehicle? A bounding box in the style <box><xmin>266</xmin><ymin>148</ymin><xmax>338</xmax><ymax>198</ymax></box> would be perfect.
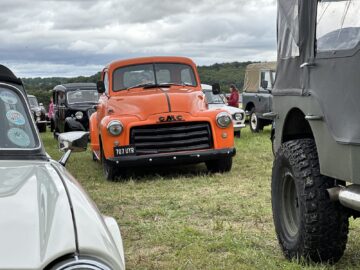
<box><xmin>272</xmin><ymin>0</ymin><xmax>360</xmax><ymax>264</ymax></box>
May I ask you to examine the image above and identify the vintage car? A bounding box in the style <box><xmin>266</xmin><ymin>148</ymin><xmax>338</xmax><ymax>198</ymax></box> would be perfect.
<box><xmin>201</xmin><ymin>84</ymin><xmax>245</xmax><ymax>137</ymax></box>
<box><xmin>27</xmin><ymin>94</ymin><xmax>47</xmax><ymax>133</ymax></box>
<box><xmin>242</xmin><ymin>62</ymin><xmax>276</xmax><ymax>132</ymax></box>
<box><xmin>53</xmin><ymin>83</ymin><xmax>99</xmax><ymax>137</ymax></box>
<box><xmin>90</xmin><ymin>56</ymin><xmax>236</xmax><ymax>180</ymax></box>
<box><xmin>0</xmin><ymin>65</ymin><xmax>125</xmax><ymax>269</ymax></box>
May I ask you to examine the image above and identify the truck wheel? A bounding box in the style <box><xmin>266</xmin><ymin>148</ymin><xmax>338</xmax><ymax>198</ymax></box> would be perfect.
<box><xmin>100</xmin><ymin>145</ymin><xmax>118</xmax><ymax>181</ymax></box>
<box><xmin>206</xmin><ymin>156</ymin><xmax>232</xmax><ymax>173</ymax></box>
<box><xmin>249</xmin><ymin>109</ymin><xmax>263</xmax><ymax>133</ymax></box>
<box><xmin>272</xmin><ymin>139</ymin><xmax>349</xmax><ymax>263</ymax></box>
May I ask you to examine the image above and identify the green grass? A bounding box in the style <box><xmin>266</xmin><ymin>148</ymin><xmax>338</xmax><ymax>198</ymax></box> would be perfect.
<box><xmin>42</xmin><ymin>127</ymin><xmax>360</xmax><ymax>270</ymax></box>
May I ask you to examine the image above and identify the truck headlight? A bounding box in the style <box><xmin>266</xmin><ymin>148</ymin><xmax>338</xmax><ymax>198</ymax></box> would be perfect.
<box><xmin>35</xmin><ymin>111</ymin><xmax>41</xmax><ymax>117</ymax></box>
<box><xmin>216</xmin><ymin>112</ymin><xmax>232</xmax><ymax>128</ymax></box>
<box><xmin>75</xmin><ymin>111</ymin><xmax>84</xmax><ymax>120</ymax></box>
<box><xmin>51</xmin><ymin>257</ymin><xmax>111</xmax><ymax>270</ymax></box>
<box><xmin>234</xmin><ymin>113</ymin><xmax>243</xmax><ymax>121</ymax></box>
<box><xmin>107</xmin><ymin>120</ymin><xmax>123</xmax><ymax>136</ymax></box>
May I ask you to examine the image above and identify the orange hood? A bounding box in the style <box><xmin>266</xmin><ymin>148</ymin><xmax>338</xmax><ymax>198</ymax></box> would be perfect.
<box><xmin>107</xmin><ymin>87</ymin><xmax>206</xmax><ymax>120</ymax></box>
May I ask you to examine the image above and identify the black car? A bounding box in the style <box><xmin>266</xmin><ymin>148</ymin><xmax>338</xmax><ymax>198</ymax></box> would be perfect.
<box><xmin>53</xmin><ymin>83</ymin><xmax>99</xmax><ymax>137</ymax></box>
<box><xmin>27</xmin><ymin>95</ymin><xmax>47</xmax><ymax>133</ymax></box>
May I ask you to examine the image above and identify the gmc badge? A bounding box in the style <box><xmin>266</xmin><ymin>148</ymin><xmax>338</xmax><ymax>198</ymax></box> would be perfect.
<box><xmin>158</xmin><ymin>115</ymin><xmax>184</xmax><ymax>123</ymax></box>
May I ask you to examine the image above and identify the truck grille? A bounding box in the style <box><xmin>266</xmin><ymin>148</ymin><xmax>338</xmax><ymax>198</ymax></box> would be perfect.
<box><xmin>130</xmin><ymin>122</ymin><xmax>213</xmax><ymax>155</ymax></box>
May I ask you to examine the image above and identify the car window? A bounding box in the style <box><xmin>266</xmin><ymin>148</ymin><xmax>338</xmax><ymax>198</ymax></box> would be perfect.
<box><xmin>28</xmin><ymin>96</ymin><xmax>38</xmax><ymax>107</ymax></box>
<box><xmin>67</xmin><ymin>90</ymin><xmax>99</xmax><ymax>104</ymax></box>
<box><xmin>104</xmin><ymin>72</ymin><xmax>109</xmax><ymax>95</ymax></box>
<box><xmin>113</xmin><ymin>63</ymin><xmax>197</xmax><ymax>91</ymax></box>
<box><xmin>261</xmin><ymin>71</ymin><xmax>274</xmax><ymax>90</ymax></box>
<box><xmin>317</xmin><ymin>0</ymin><xmax>360</xmax><ymax>52</ymax></box>
<box><xmin>0</xmin><ymin>86</ymin><xmax>39</xmax><ymax>149</ymax></box>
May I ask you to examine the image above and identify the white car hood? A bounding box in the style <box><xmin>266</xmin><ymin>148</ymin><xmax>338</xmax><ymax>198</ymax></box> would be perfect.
<box><xmin>208</xmin><ymin>103</ymin><xmax>244</xmax><ymax>114</ymax></box>
<box><xmin>0</xmin><ymin>161</ymin><xmax>76</xmax><ymax>270</ymax></box>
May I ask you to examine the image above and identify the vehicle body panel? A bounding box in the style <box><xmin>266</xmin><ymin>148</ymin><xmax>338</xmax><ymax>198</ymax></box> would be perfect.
<box><xmin>273</xmin><ymin>0</ymin><xmax>360</xmax><ymax>183</ymax></box>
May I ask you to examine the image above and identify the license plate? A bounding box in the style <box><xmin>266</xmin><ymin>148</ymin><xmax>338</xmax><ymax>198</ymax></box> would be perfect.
<box><xmin>114</xmin><ymin>145</ymin><xmax>136</xmax><ymax>157</ymax></box>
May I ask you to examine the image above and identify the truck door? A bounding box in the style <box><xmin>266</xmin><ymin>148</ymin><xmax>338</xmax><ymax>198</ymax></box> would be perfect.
<box><xmin>308</xmin><ymin>1</ymin><xmax>360</xmax><ymax>144</ymax></box>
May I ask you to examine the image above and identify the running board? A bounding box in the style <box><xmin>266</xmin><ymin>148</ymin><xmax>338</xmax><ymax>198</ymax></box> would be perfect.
<box><xmin>328</xmin><ymin>185</ymin><xmax>360</xmax><ymax>212</ymax></box>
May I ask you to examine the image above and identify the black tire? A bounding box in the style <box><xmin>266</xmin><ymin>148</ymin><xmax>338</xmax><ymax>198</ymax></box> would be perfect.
<box><xmin>38</xmin><ymin>123</ymin><xmax>46</xmax><ymax>133</ymax></box>
<box><xmin>206</xmin><ymin>156</ymin><xmax>232</xmax><ymax>173</ymax></box>
<box><xmin>272</xmin><ymin>139</ymin><xmax>349</xmax><ymax>264</ymax></box>
<box><xmin>100</xmin><ymin>144</ymin><xmax>118</xmax><ymax>181</ymax></box>
<box><xmin>249</xmin><ymin>109</ymin><xmax>263</xmax><ymax>133</ymax></box>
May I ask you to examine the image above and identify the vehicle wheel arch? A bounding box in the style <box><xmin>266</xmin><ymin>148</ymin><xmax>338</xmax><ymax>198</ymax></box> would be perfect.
<box><xmin>245</xmin><ymin>102</ymin><xmax>255</xmax><ymax>112</ymax></box>
<box><xmin>281</xmin><ymin>108</ymin><xmax>314</xmax><ymax>144</ymax></box>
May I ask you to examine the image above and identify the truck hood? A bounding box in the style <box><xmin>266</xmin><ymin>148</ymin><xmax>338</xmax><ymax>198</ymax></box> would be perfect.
<box><xmin>208</xmin><ymin>103</ymin><xmax>244</xmax><ymax>115</ymax></box>
<box><xmin>0</xmin><ymin>161</ymin><xmax>76</xmax><ymax>269</ymax></box>
<box><xmin>108</xmin><ymin>87</ymin><xmax>206</xmax><ymax>120</ymax></box>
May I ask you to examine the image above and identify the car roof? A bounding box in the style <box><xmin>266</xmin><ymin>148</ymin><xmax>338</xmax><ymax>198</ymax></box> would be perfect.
<box><xmin>53</xmin><ymin>82</ymin><xmax>97</xmax><ymax>92</ymax></box>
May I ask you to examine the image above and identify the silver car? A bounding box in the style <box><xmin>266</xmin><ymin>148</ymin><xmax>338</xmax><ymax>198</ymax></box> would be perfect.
<box><xmin>0</xmin><ymin>65</ymin><xmax>125</xmax><ymax>270</ymax></box>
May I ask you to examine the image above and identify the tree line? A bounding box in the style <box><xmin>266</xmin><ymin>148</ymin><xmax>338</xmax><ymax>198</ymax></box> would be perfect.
<box><xmin>23</xmin><ymin>61</ymin><xmax>254</xmax><ymax>108</ymax></box>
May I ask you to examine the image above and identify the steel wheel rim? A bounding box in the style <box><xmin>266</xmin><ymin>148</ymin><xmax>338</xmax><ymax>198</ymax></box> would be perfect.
<box><xmin>251</xmin><ymin>113</ymin><xmax>257</xmax><ymax>130</ymax></box>
<box><xmin>281</xmin><ymin>171</ymin><xmax>300</xmax><ymax>238</ymax></box>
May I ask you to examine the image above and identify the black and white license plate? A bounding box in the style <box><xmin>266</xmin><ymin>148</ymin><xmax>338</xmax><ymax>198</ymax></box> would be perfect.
<box><xmin>114</xmin><ymin>145</ymin><xmax>136</xmax><ymax>157</ymax></box>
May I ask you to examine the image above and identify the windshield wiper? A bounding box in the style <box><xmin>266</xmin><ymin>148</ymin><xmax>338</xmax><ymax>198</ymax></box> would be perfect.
<box><xmin>159</xmin><ymin>82</ymin><xmax>193</xmax><ymax>87</ymax></box>
<box><xmin>127</xmin><ymin>83</ymin><xmax>157</xmax><ymax>91</ymax></box>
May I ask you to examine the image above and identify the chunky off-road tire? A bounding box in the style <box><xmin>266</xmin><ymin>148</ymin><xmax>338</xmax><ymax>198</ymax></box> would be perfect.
<box><xmin>206</xmin><ymin>157</ymin><xmax>232</xmax><ymax>173</ymax></box>
<box><xmin>100</xmin><ymin>145</ymin><xmax>118</xmax><ymax>181</ymax></box>
<box><xmin>249</xmin><ymin>109</ymin><xmax>263</xmax><ymax>133</ymax></box>
<box><xmin>272</xmin><ymin>139</ymin><xmax>349</xmax><ymax>264</ymax></box>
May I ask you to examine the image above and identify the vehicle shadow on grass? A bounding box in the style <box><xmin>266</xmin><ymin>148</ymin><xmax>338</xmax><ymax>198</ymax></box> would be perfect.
<box><xmin>117</xmin><ymin>163</ymin><xmax>210</xmax><ymax>182</ymax></box>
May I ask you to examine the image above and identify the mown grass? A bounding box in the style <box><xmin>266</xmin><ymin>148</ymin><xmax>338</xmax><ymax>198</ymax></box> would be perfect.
<box><xmin>42</xmin><ymin>127</ymin><xmax>360</xmax><ymax>270</ymax></box>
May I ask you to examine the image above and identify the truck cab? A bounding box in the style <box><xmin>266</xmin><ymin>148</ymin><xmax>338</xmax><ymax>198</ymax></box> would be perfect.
<box><xmin>89</xmin><ymin>56</ymin><xmax>235</xmax><ymax>180</ymax></box>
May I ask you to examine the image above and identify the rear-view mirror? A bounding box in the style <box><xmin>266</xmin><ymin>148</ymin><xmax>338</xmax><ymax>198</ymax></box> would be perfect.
<box><xmin>97</xmin><ymin>81</ymin><xmax>106</xmax><ymax>94</ymax></box>
<box><xmin>212</xmin><ymin>83</ymin><xmax>221</xmax><ymax>95</ymax></box>
<box><xmin>261</xmin><ymin>80</ymin><xmax>269</xmax><ymax>89</ymax></box>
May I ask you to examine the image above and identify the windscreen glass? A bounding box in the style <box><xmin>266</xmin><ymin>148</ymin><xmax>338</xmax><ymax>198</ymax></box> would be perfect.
<box><xmin>28</xmin><ymin>96</ymin><xmax>38</xmax><ymax>107</ymax></box>
<box><xmin>67</xmin><ymin>90</ymin><xmax>99</xmax><ymax>104</ymax></box>
<box><xmin>113</xmin><ymin>63</ymin><xmax>197</xmax><ymax>91</ymax></box>
<box><xmin>317</xmin><ymin>0</ymin><xmax>360</xmax><ymax>52</ymax></box>
<box><xmin>0</xmin><ymin>86</ymin><xmax>39</xmax><ymax>149</ymax></box>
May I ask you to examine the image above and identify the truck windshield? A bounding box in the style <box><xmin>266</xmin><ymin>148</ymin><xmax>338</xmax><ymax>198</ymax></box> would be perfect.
<box><xmin>67</xmin><ymin>90</ymin><xmax>99</xmax><ymax>104</ymax></box>
<box><xmin>28</xmin><ymin>96</ymin><xmax>38</xmax><ymax>107</ymax></box>
<box><xmin>0</xmin><ymin>86</ymin><xmax>39</xmax><ymax>149</ymax></box>
<box><xmin>113</xmin><ymin>63</ymin><xmax>197</xmax><ymax>91</ymax></box>
<box><xmin>317</xmin><ymin>0</ymin><xmax>360</xmax><ymax>52</ymax></box>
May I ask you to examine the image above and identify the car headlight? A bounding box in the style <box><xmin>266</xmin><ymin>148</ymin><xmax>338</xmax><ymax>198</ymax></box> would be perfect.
<box><xmin>35</xmin><ymin>111</ymin><xmax>41</xmax><ymax>117</ymax></box>
<box><xmin>216</xmin><ymin>112</ymin><xmax>232</xmax><ymax>128</ymax></box>
<box><xmin>107</xmin><ymin>120</ymin><xmax>123</xmax><ymax>136</ymax></box>
<box><xmin>75</xmin><ymin>111</ymin><xmax>84</xmax><ymax>120</ymax></box>
<box><xmin>234</xmin><ymin>113</ymin><xmax>243</xmax><ymax>121</ymax></box>
<box><xmin>51</xmin><ymin>257</ymin><xmax>111</xmax><ymax>270</ymax></box>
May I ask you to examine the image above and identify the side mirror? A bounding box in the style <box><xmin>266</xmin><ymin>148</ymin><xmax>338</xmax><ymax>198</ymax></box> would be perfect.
<box><xmin>261</xmin><ymin>80</ymin><xmax>269</xmax><ymax>89</ymax></box>
<box><xmin>212</xmin><ymin>83</ymin><xmax>221</xmax><ymax>95</ymax></box>
<box><xmin>97</xmin><ymin>81</ymin><xmax>106</xmax><ymax>94</ymax></box>
<box><xmin>58</xmin><ymin>131</ymin><xmax>89</xmax><ymax>166</ymax></box>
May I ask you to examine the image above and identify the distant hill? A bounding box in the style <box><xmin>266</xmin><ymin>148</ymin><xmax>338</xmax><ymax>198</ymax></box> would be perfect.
<box><xmin>22</xmin><ymin>61</ymin><xmax>254</xmax><ymax>107</ymax></box>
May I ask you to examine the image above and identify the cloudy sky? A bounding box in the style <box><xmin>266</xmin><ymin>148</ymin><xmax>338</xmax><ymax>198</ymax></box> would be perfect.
<box><xmin>0</xmin><ymin>0</ymin><xmax>277</xmax><ymax>78</ymax></box>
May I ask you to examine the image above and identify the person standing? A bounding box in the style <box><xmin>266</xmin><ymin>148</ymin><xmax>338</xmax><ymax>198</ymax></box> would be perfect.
<box><xmin>228</xmin><ymin>84</ymin><xmax>239</xmax><ymax>108</ymax></box>
<box><xmin>48</xmin><ymin>97</ymin><xmax>54</xmax><ymax>131</ymax></box>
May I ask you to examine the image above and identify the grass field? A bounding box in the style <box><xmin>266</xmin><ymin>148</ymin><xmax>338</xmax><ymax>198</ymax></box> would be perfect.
<box><xmin>42</xmin><ymin>127</ymin><xmax>360</xmax><ymax>270</ymax></box>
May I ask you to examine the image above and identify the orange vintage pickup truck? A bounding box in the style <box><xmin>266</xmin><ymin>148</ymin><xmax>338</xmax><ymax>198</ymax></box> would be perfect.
<box><xmin>90</xmin><ymin>56</ymin><xmax>235</xmax><ymax>180</ymax></box>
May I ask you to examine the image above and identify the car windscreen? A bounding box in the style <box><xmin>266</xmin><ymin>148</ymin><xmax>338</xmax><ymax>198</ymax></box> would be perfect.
<box><xmin>67</xmin><ymin>89</ymin><xmax>99</xmax><ymax>104</ymax></box>
<box><xmin>28</xmin><ymin>96</ymin><xmax>38</xmax><ymax>107</ymax></box>
<box><xmin>204</xmin><ymin>91</ymin><xmax>225</xmax><ymax>104</ymax></box>
<box><xmin>0</xmin><ymin>86</ymin><xmax>39</xmax><ymax>149</ymax></box>
<box><xmin>113</xmin><ymin>63</ymin><xmax>197</xmax><ymax>91</ymax></box>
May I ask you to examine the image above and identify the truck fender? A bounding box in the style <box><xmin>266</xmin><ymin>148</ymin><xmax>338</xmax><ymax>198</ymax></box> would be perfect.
<box><xmin>89</xmin><ymin>112</ymin><xmax>100</xmax><ymax>152</ymax></box>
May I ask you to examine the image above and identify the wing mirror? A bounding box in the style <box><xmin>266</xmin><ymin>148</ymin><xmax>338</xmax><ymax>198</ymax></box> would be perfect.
<box><xmin>58</xmin><ymin>131</ymin><xmax>89</xmax><ymax>166</ymax></box>
<box><xmin>97</xmin><ymin>81</ymin><xmax>106</xmax><ymax>94</ymax></box>
<box><xmin>212</xmin><ymin>83</ymin><xmax>221</xmax><ymax>95</ymax></box>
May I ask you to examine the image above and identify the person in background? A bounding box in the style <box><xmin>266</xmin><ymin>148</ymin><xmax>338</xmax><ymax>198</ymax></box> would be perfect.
<box><xmin>227</xmin><ymin>84</ymin><xmax>239</xmax><ymax>108</ymax></box>
<box><xmin>48</xmin><ymin>97</ymin><xmax>54</xmax><ymax>131</ymax></box>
